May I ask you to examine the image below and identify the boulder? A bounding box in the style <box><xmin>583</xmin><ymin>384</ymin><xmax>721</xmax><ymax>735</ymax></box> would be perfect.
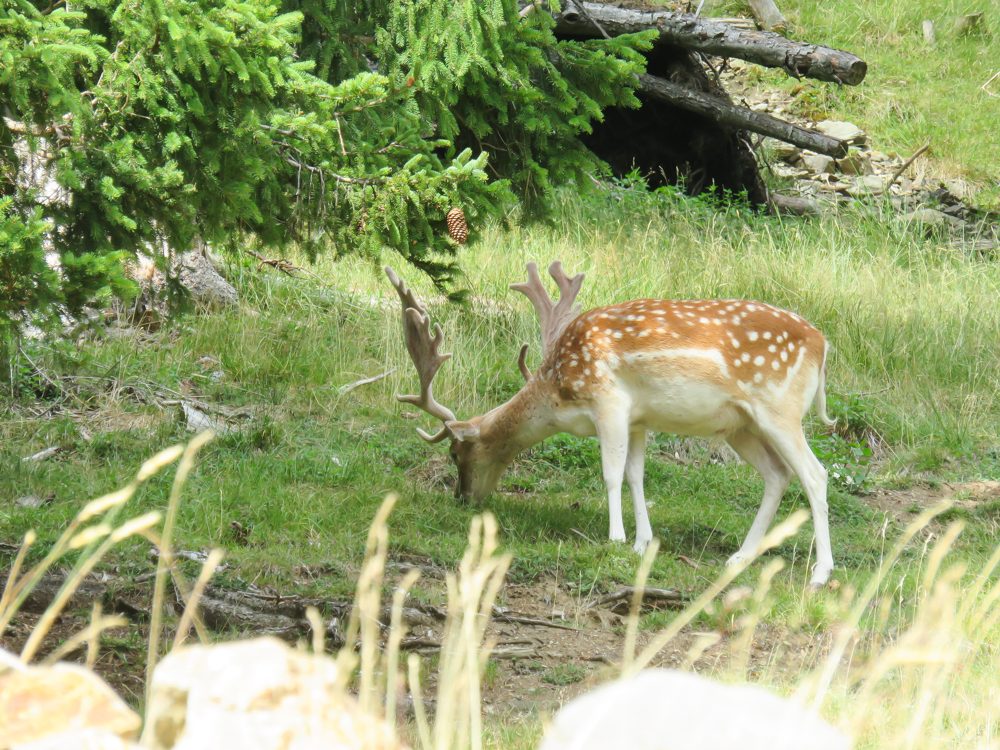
<box><xmin>0</xmin><ymin>652</ymin><xmax>141</xmax><ymax>747</ymax></box>
<box><xmin>539</xmin><ymin>669</ymin><xmax>850</xmax><ymax>750</ymax></box>
<box><xmin>141</xmin><ymin>637</ymin><xmax>402</xmax><ymax>750</ymax></box>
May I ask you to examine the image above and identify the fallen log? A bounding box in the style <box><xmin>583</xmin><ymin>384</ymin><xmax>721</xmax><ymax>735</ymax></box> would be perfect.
<box><xmin>553</xmin><ymin>1</ymin><xmax>867</xmax><ymax>85</ymax></box>
<box><xmin>636</xmin><ymin>74</ymin><xmax>848</xmax><ymax>158</ymax></box>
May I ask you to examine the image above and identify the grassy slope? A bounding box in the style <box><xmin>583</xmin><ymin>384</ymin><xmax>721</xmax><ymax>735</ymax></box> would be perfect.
<box><xmin>3</xmin><ymin>188</ymin><xmax>1000</xmax><ymax>625</ymax></box>
<box><xmin>708</xmin><ymin>0</ymin><xmax>1000</xmax><ymax>205</ymax></box>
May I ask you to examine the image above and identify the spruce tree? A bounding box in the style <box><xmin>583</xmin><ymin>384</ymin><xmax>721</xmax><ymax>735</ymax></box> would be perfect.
<box><xmin>1</xmin><ymin>0</ymin><xmax>651</xmax><ymax>338</ymax></box>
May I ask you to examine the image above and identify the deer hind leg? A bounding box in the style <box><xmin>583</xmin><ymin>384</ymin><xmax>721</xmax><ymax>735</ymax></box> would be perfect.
<box><xmin>757</xmin><ymin>420</ymin><xmax>833</xmax><ymax>588</ymax></box>
<box><xmin>596</xmin><ymin>409</ymin><xmax>632</xmax><ymax>544</ymax></box>
<box><xmin>724</xmin><ymin>430</ymin><xmax>794</xmax><ymax>569</ymax></box>
<box><xmin>625</xmin><ymin>428</ymin><xmax>653</xmax><ymax>553</ymax></box>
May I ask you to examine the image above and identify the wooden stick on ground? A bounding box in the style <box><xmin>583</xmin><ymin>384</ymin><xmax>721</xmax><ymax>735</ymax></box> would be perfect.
<box><xmin>887</xmin><ymin>138</ymin><xmax>932</xmax><ymax>189</ymax></box>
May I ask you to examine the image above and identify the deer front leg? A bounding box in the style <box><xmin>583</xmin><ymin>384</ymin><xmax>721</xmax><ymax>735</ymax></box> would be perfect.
<box><xmin>597</xmin><ymin>411</ymin><xmax>631</xmax><ymax>544</ymax></box>
<box><xmin>625</xmin><ymin>429</ymin><xmax>653</xmax><ymax>553</ymax></box>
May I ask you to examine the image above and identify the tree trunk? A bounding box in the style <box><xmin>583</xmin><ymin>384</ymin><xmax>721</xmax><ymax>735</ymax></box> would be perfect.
<box><xmin>553</xmin><ymin>1</ymin><xmax>867</xmax><ymax>85</ymax></box>
<box><xmin>636</xmin><ymin>74</ymin><xmax>848</xmax><ymax>158</ymax></box>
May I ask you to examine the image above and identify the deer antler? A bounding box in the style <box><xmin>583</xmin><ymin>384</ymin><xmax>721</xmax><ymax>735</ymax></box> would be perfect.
<box><xmin>385</xmin><ymin>267</ymin><xmax>456</xmax><ymax>443</ymax></box>
<box><xmin>510</xmin><ymin>261</ymin><xmax>586</xmax><ymax>358</ymax></box>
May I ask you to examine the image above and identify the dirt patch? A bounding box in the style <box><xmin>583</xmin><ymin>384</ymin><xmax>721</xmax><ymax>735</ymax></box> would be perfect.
<box><xmin>864</xmin><ymin>481</ymin><xmax>1000</xmax><ymax>524</ymax></box>
<box><xmin>0</xmin><ymin>481</ymin><xmax>977</xmax><ymax>715</ymax></box>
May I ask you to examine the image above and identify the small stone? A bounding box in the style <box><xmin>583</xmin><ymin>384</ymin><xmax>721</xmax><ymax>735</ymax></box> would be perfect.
<box><xmin>868</xmin><ymin>150</ymin><xmax>889</xmax><ymax>161</ymax></box>
<box><xmin>837</xmin><ymin>151</ymin><xmax>874</xmax><ymax>176</ymax></box>
<box><xmin>816</xmin><ymin>120</ymin><xmax>867</xmax><ymax>145</ymax></box>
<box><xmin>899</xmin><ymin>208</ymin><xmax>967</xmax><ymax>228</ymax></box>
<box><xmin>800</xmin><ymin>154</ymin><xmax>836</xmax><ymax>174</ymax></box>
<box><xmin>766</xmin><ymin>140</ymin><xmax>800</xmax><ymax>164</ymax></box>
<box><xmin>944</xmin><ymin>178</ymin><xmax>973</xmax><ymax>201</ymax></box>
<box><xmin>15</xmin><ymin>494</ymin><xmax>48</xmax><ymax>509</ymax></box>
<box><xmin>848</xmin><ymin>175</ymin><xmax>885</xmax><ymax>196</ymax></box>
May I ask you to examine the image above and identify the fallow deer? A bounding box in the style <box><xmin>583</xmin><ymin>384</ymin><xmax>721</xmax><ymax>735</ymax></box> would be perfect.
<box><xmin>386</xmin><ymin>261</ymin><xmax>837</xmax><ymax>587</ymax></box>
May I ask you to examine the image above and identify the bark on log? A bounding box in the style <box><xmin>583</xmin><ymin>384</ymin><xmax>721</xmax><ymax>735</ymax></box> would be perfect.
<box><xmin>636</xmin><ymin>74</ymin><xmax>848</xmax><ymax>158</ymax></box>
<box><xmin>748</xmin><ymin>0</ymin><xmax>787</xmax><ymax>33</ymax></box>
<box><xmin>553</xmin><ymin>1</ymin><xmax>867</xmax><ymax>85</ymax></box>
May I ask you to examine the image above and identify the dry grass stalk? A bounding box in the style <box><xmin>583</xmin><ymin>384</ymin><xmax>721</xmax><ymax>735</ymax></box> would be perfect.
<box><xmin>625</xmin><ymin>508</ymin><xmax>809</xmax><ymax>678</ymax></box>
<box><xmin>146</xmin><ymin>430</ymin><xmax>214</xmax><ymax>697</ymax></box>
<box><xmin>172</xmin><ymin>548</ymin><xmax>225</xmax><ymax>649</ymax></box>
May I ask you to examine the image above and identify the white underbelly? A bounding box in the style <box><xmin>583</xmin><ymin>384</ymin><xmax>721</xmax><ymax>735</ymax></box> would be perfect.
<box><xmin>629</xmin><ymin>379</ymin><xmax>743</xmax><ymax>436</ymax></box>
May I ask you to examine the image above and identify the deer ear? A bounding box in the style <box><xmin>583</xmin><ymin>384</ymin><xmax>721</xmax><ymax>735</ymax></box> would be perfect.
<box><xmin>446</xmin><ymin>421</ymin><xmax>480</xmax><ymax>442</ymax></box>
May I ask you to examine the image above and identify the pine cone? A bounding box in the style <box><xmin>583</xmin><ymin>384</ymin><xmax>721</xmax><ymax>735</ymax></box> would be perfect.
<box><xmin>446</xmin><ymin>206</ymin><xmax>468</xmax><ymax>244</ymax></box>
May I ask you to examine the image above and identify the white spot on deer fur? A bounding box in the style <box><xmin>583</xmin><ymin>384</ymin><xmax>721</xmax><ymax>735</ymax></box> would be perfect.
<box><xmin>713</xmin><ymin>319</ymin><xmax>722</xmax><ymax>325</ymax></box>
<box><xmin>788</xmin><ymin>342</ymin><xmax>796</xmax><ymax>351</ymax></box>
<box><xmin>747</xmin><ymin>304</ymin><xmax>757</xmax><ymax>312</ymax></box>
<box><xmin>614</xmin><ymin>331</ymin><xmax>624</xmax><ymax>339</ymax></box>
<box><xmin>754</xmin><ymin>372</ymin><xmax>763</xmax><ymax>383</ymax></box>
<box><xmin>584</xmin><ymin>368</ymin><xmax>591</xmax><ymax>375</ymax></box>
<box><xmin>730</xmin><ymin>338</ymin><xmax>740</xmax><ymax>348</ymax></box>
<box><xmin>754</xmin><ymin>355</ymin><xmax>765</xmax><ymax>366</ymax></box>
<box><xmin>699</xmin><ymin>317</ymin><xmax>709</xmax><ymax>324</ymax></box>
<box><xmin>725</xmin><ymin>305</ymin><xmax>735</xmax><ymax>312</ymax></box>
<box><xmin>734</xmin><ymin>359</ymin><xmax>742</xmax><ymax>367</ymax></box>
<box><xmin>638</xmin><ymin>330</ymin><xmax>649</xmax><ymax>337</ymax></box>
<box><xmin>652</xmin><ymin>309</ymin><xmax>664</xmax><ymax>314</ymax></box>
<box><xmin>592</xmin><ymin>326</ymin><xmax>599</xmax><ymax>332</ymax></box>
<box><xmin>625</xmin><ymin>327</ymin><xmax>634</xmax><ymax>332</ymax></box>
<box><xmin>637</xmin><ymin>316</ymin><xmax>646</xmax><ymax>321</ymax></box>
<box><xmin>741</xmin><ymin>352</ymin><xmax>750</xmax><ymax>362</ymax></box>
<box><xmin>583</xmin><ymin>348</ymin><xmax>591</xmax><ymax>361</ymax></box>
<box><xmin>605</xmin><ymin>329</ymin><xmax>612</xmax><ymax>335</ymax></box>
<box><xmin>672</xmin><ymin>332</ymin><xmax>680</xmax><ymax>338</ymax></box>
<box><xmin>763</xmin><ymin>331</ymin><xmax>772</xmax><ymax>340</ymax></box>
<box><xmin>626</xmin><ymin>315</ymin><xmax>636</xmax><ymax>321</ymax></box>
<box><xmin>768</xmin><ymin>344</ymin><xmax>777</xmax><ymax>353</ymax></box>
<box><xmin>772</xmin><ymin>360</ymin><xmax>780</xmax><ymax>370</ymax></box>
<box><xmin>569</xmin><ymin>360</ymin><xmax>578</xmax><ymax>367</ymax></box>
<box><xmin>748</xmin><ymin>331</ymin><xmax>759</xmax><ymax>342</ymax></box>
<box><xmin>780</xmin><ymin>350</ymin><xmax>788</xmax><ymax>361</ymax></box>
<box><xmin>737</xmin><ymin>380</ymin><xmax>749</xmax><ymax>392</ymax></box>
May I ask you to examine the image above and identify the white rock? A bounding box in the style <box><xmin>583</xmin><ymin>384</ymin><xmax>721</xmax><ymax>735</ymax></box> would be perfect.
<box><xmin>800</xmin><ymin>154</ymin><xmax>836</xmax><ymax>174</ymax></box>
<box><xmin>0</xmin><ymin>659</ymin><xmax>141</xmax><ymax>747</ymax></box>
<box><xmin>142</xmin><ymin>637</ymin><xmax>401</xmax><ymax>750</ymax></box>
<box><xmin>539</xmin><ymin>670</ymin><xmax>850</xmax><ymax>750</ymax></box>
<box><xmin>816</xmin><ymin>120</ymin><xmax>867</xmax><ymax>145</ymax></box>
<box><xmin>847</xmin><ymin>175</ymin><xmax>885</xmax><ymax>196</ymax></box>
<box><xmin>14</xmin><ymin>728</ymin><xmax>140</xmax><ymax>750</ymax></box>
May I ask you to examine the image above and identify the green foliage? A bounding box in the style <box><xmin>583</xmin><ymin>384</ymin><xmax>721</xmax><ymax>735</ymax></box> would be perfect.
<box><xmin>540</xmin><ymin>662</ymin><xmax>586</xmax><ymax>685</ymax></box>
<box><xmin>1</xmin><ymin>0</ymin><xmax>654</xmax><ymax>337</ymax></box>
<box><xmin>810</xmin><ymin>433</ymin><xmax>873</xmax><ymax>492</ymax></box>
<box><xmin>377</xmin><ymin>1</ymin><xmax>655</xmax><ymax>217</ymax></box>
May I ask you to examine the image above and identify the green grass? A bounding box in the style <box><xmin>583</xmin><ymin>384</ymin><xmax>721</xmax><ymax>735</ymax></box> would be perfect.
<box><xmin>3</xmin><ymin>186</ymin><xmax>1000</xmax><ymax>624</ymax></box>
<box><xmin>707</xmin><ymin>0</ymin><xmax>1000</xmax><ymax>205</ymax></box>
